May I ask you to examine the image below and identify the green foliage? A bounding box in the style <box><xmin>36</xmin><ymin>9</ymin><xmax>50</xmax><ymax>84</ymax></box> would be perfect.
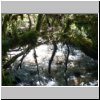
<box><xmin>19</xmin><ymin>30</ymin><xmax>38</xmax><ymax>46</ymax></box>
<box><xmin>2</xmin><ymin>36</ymin><xmax>19</xmax><ymax>56</ymax></box>
<box><xmin>2</xmin><ymin>69</ymin><xmax>13</xmax><ymax>86</ymax></box>
<box><xmin>2</xmin><ymin>29</ymin><xmax>38</xmax><ymax>56</ymax></box>
<box><xmin>2</xmin><ymin>75</ymin><xmax>13</xmax><ymax>86</ymax></box>
<box><xmin>2</xmin><ymin>14</ymin><xmax>98</xmax><ymax>61</ymax></box>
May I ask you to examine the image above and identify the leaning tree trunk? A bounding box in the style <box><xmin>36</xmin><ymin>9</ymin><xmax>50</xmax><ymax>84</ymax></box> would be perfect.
<box><xmin>63</xmin><ymin>43</ymin><xmax>70</xmax><ymax>85</ymax></box>
<box><xmin>48</xmin><ymin>42</ymin><xmax>57</xmax><ymax>74</ymax></box>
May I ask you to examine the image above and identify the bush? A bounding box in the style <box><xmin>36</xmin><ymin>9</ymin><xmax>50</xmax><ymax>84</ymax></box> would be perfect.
<box><xmin>2</xmin><ymin>69</ymin><xmax>13</xmax><ymax>86</ymax></box>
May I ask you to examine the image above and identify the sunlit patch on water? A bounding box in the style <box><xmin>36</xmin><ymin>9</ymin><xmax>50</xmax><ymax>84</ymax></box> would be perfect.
<box><xmin>36</xmin><ymin>81</ymin><xmax>40</xmax><ymax>86</ymax></box>
<box><xmin>46</xmin><ymin>79</ymin><xmax>58</xmax><ymax>86</ymax></box>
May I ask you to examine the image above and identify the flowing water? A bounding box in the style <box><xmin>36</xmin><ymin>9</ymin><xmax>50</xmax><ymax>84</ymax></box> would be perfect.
<box><xmin>6</xmin><ymin>43</ymin><xmax>98</xmax><ymax>86</ymax></box>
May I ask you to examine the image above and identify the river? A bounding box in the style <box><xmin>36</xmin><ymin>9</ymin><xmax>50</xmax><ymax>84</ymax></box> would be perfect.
<box><xmin>6</xmin><ymin>43</ymin><xmax>98</xmax><ymax>86</ymax></box>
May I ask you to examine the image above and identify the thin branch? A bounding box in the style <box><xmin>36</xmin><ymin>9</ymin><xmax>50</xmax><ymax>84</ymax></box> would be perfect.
<box><xmin>16</xmin><ymin>49</ymin><xmax>30</xmax><ymax>69</ymax></box>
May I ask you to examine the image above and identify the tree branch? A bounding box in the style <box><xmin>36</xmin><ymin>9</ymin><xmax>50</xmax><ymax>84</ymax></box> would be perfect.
<box><xmin>3</xmin><ymin>45</ymin><xmax>32</xmax><ymax>69</ymax></box>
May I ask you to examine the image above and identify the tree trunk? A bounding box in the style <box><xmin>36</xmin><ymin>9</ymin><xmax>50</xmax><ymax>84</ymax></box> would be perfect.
<box><xmin>33</xmin><ymin>48</ymin><xmax>41</xmax><ymax>85</ymax></box>
<box><xmin>48</xmin><ymin>42</ymin><xmax>57</xmax><ymax>74</ymax></box>
<box><xmin>28</xmin><ymin>14</ymin><xmax>32</xmax><ymax>30</ymax></box>
<box><xmin>33</xmin><ymin>48</ymin><xmax>39</xmax><ymax>75</ymax></box>
<box><xmin>64</xmin><ymin>43</ymin><xmax>70</xmax><ymax>85</ymax></box>
<box><xmin>36</xmin><ymin>14</ymin><xmax>43</xmax><ymax>32</ymax></box>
